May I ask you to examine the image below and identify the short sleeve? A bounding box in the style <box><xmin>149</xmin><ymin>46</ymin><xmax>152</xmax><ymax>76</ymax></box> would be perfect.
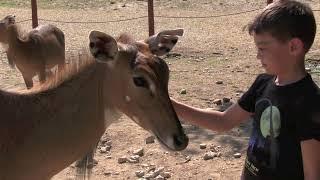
<box><xmin>238</xmin><ymin>74</ymin><xmax>273</xmax><ymax>113</ymax></box>
<box><xmin>297</xmin><ymin>93</ymin><xmax>320</xmax><ymax>141</ymax></box>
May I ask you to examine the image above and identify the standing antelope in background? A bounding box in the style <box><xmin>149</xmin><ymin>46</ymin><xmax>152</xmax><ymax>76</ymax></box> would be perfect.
<box><xmin>0</xmin><ymin>15</ymin><xmax>65</xmax><ymax>89</ymax></box>
<box><xmin>0</xmin><ymin>28</ymin><xmax>188</xmax><ymax>180</ymax></box>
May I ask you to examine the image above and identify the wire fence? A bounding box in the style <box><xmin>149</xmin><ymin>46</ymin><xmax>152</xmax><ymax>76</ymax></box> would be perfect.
<box><xmin>16</xmin><ymin>7</ymin><xmax>263</xmax><ymax>24</ymax></box>
<box><xmin>14</xmin><ymin>7</ymin><xmax>320</xmax><ymax>24</ymax></box>
<box><xmin>2</xmin><ymin>6</ymin><xmax>320</xmax><ymax>73</ymax></box>
<box><xmin>1</xmin><ymin>5</ymin><xmax>320</xmax><ymax>87</ymax></box>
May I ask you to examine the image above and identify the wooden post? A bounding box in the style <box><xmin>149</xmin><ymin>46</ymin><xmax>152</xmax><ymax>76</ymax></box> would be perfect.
<box><xmin>31</xmin><ymin>0</ymin><xmax>38</xmax><ymax>28</ymax></box>
<box><xmin>147</xmin><ymin>0</ymin><xmax>155</xmax><ymax>36</ymax></box>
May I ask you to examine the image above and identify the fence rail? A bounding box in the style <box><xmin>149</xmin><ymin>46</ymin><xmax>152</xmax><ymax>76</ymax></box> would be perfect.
<box><xmin>15</xmin><ymin>7</ymin><xmax>320</xmax><ymax>25</ymax></box>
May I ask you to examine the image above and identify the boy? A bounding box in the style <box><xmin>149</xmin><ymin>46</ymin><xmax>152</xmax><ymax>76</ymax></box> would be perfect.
<box><xmin>171</xmin><ymin>0</ymin><xmax>320</xmax><ymax>179</ymax></box>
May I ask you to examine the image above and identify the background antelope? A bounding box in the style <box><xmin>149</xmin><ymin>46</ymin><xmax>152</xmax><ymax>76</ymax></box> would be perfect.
<box><xmin>0</xmin><ymin>15</ymin><xmax>65</xmax><ymax>89</ymax></box>
<box><xmin>0</xmin><ymin>29</ymin><xmax>187</xmax><ymax>180</ymax></box>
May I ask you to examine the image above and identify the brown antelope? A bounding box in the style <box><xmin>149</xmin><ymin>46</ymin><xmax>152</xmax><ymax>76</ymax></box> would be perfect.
<box><xmin>0</xmin><ymin>15</ymin><xmax>65</xmax><ymax>89</ymax></box>
<box><xmin>0</xmin><ymin>29</ymin><xmax>188</xmax><ymax>180</ymax></box>
<box><xmin>145</xmin><ymin>28</ymin><xmax>184</xmax><ymax>56</ymax></box>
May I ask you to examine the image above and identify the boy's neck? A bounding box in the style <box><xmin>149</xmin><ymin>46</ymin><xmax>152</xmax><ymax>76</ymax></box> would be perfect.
<box><xmin>275</xmin><ymin>64</ymin><xmax>307</xmax><ymax>86</ymax></box>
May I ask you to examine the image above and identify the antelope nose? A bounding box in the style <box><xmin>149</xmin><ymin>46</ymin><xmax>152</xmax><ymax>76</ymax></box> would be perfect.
<box><xmin>173</xmin><ymin>133</ymin><xmax>189</xmax><ymax>150</ymax></box>
<box><xmin>171</xmin><ymin>39</ymin><xmax>178</xmax><ymax>44</ymax></box>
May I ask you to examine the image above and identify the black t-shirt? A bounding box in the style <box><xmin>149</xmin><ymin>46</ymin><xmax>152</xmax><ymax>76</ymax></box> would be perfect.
<box><xmin>238</xmin><ymin>73</ymin><xmax>320</xmax><ymax>180</ymax></box>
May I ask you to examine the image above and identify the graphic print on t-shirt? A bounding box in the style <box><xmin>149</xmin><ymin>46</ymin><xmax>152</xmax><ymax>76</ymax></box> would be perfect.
<box><xmin>246</xmin><ymin>98</ymin><xmax>281</xmax><ymax>176</ymax></box>
<box><xmin>260</xmin><ymin>105</ymin><xmax>281</xmax><ymax>138</ymax></box>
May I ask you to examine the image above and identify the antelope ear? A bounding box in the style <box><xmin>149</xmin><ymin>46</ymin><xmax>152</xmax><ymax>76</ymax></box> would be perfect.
<box><xmin>1</xmin><ymin>15</ymin><xmax>15</xmax><ymax>25</ymax></box>
<box><xmin>145</xmin><ymin>28</ymin><xmax>184</xmax><ymax>56</ymax></box>
<box><xmin>6</xmin><ymin>15</ymin><xmax>15</xmax><ymax>25</ymax></box>
<box><xmin>89</xmin><ymin>30</ymin><xmax>118</xmax><ymax>62</ymax></box>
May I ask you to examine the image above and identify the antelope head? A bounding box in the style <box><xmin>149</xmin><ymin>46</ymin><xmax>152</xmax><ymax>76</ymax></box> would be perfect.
<box><xmin>0</xmin><ymin>15</ymin><xmax>15</xmax><ymax>43</ymax></box>
<box><xmin>89</xmin><ymin>30</ymin><xmax>188</xmax><ymax>151</ymax></box>
<box><xmin>144</xmin><ymin>29</ymin><xmax>184</xmax><ymax>56</ymax></box>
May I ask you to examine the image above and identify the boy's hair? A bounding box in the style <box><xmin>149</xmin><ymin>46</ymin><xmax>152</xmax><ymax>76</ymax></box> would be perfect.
<box><xmin>248</xmin><ymin>0</ymin><xmax>316</xmax><ymax>52</ymax></box>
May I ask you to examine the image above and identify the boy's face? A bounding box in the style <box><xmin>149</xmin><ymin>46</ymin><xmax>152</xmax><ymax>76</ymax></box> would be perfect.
<box><xmin>253</xmin><ymin>32</ymin><xmax>292</xmax><ymax>75</ymax></box>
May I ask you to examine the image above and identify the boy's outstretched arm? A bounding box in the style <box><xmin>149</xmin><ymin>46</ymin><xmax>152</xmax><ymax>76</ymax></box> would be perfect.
<box><xmin>171</xmin><ymin>98</ymin><xmax>253</xmax><ymax>132</ymax></box>
<box><xmin>301</xmin><ymin>139</ymin><xmax>320</xmax><ymax>180</ymax></box>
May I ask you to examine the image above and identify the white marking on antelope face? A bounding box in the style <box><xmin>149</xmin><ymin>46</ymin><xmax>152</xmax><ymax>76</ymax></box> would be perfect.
<box><xmin>125</xmin><ymin>95</ymin><xmax>131</xmax><ymax>102</ymax></box>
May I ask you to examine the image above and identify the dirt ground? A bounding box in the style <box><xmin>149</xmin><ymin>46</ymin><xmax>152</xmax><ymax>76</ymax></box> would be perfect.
<box><xmin>0</xmin><ymin>0</ymin><xmax>320</xmax><ymax>179</ymax></box>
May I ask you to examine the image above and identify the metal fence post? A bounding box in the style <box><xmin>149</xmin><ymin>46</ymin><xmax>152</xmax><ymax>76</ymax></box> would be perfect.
<box><xmin>148</xmin><ymin>0</ymin><xmax>155</xmax><ymax>36</ymax></box>
<box><xmin>31</xmin><ymin>0</ymin><xmax>38</xmax><ymax>28</ymax></box>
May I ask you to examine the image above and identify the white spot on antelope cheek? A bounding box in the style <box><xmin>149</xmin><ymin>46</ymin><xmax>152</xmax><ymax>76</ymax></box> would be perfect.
<box><xmin>125</xmin><ymin>96</ymin><xmax>131</xmax><ymax>102</ymax></box>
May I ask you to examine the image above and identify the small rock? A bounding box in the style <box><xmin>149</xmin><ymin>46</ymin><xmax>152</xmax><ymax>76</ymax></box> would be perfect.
<box><xmin>135</xmin><ymin>170</ymin><xmax>145</xmax><ymax>178</ymax></box>
<box><xmin>128</xmin><ymin>155</ymin><xmax>140</xmax><ymax>163</ymax></box>
<box><xmin>145</xmin><ymin>167</ymin><xmax>164</xmax><ymax>178</ymax></box>
<box><xmin>216</xmin><ymin>81</ymin><xmax>223</xmax><ymax>85</ymax></box>
<box><xmin>209</xmin><ymin>145</ymin><xmax>218</xmax><ymax>152</ymax></box>
<box><xmin>104</xmin><ymin>140</ymin><xmax>112</xmax><ymax>146</ymax></box>
<box><xmin>118</xmin><ymin>156</ymin><xmax>127</xmax><ymax>164</ymax></box>
<box><xmin>200</xmin><ymin>143</ymin><xmax>207</xmax><ymax>149</ymax></box>
<box><xmin>222</xmin><ymin>97</ymin><xmax>230</xmax><ymax>103</ymax></box>
<box><xmin>184</xmin><ymin>155</ymin><xmax>191</xmax><ymax>163</ymax></box>
<box><xmin>154</xmin><ymin>167</ymin><xmax>165</xmax><ymax>175</ymax></box>
<box><xmin>105</xmin><ymin>155</ymin><xmax>112</xmax><ymax>159</ymax></box>
<box><xmin>141</xmin><ymin>164</ymin><xmax>149</xmax><ymax>168</ymax></box>
<box><xmin>213</xmin><ymin>99</ymin><xmax>222</xmax><ymax>105</ymax></box>
<box><xmin>234</xmin><ymin>153</ymin><xmax>242</xmax><ymax>158</ymax></box>
<box><xmin>305</xmin><ymin>67</ymin><xmax>311</xmax><ymax>72</ymax></box>
<box><xmin>144</xmin><ymin>173</ymin><xmax>155</xmax><ymax>179</ymax></box>
<box><xmin>160</xmin><ymin>171</ymin><xmax>172</xmax><ymax>178</ymax></box>
<box><xmin>155</xmin><ymin>175</ymin><xmax>165</xmax><ymax>180</ymax></box>
<box><xmin>217</xmin><ymin>152</ymin><xmax>222</xmax><ymax>157</ymax></box>
<box><xmin>203</xmin><ymin>152</ymin><xmax>217</xmax><ymax>160</ymax></box>
<box><xmin>100</xmin><ymin>145</ymin><xmax>111</xmax><ymax>153</ymax></box>
<box><xmin>104</xmin><ymin>172</ymin><xmax>112</xmax><ymax>176</ymax></box>
<box><xmin>100</xmin><ymin>147</ymin><xmax>107</xmax><ymax>153</ymax></box>
<box><xmin>146</xmin><ymin>136</ymin><xmax>155</xmax><ymax>144</ymax></box>
<box><xmin>133</xmin><ymin>148</ymin><xmax>144</xmax><ymax>156</ymax></box>
<box><xmin>180</xmin><ymin>89</ymin><xmax>187</xmax><ymax>94</ymax></box>
<box><xmin>147</xmin><ymin>166</ymin><xmax>156</xmax><ymax>172</ymax></box>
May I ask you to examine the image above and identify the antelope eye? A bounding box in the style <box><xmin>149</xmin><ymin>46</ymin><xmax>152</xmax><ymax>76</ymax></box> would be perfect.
<box><xmin>133</xmin><ymin>77</ymin><xmax>149</xmax><ymax>88</ymax></box>
<box><xmin>159</xmin><ymin>46</ymin><xmax>170</xmax><ymax>52</ymax></box>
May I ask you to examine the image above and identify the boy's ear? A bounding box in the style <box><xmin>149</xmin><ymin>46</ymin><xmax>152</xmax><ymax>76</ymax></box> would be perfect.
<box><xmin>289</xmin><ymin>38</ymin><xmax>304</xmax><ymax>56</ymax></box>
